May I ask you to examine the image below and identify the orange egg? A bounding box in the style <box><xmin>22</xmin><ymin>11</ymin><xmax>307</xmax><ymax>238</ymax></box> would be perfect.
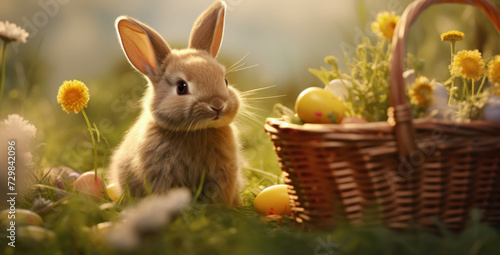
<box><xmin>74</xmin><ymin>171</ymin><xmax>107</xmax><ymax>202</ymax></box>
<box><xmin>253</xmin><ymin>185</ymin><xmax>292</xmax><ymax>216</ymax></box>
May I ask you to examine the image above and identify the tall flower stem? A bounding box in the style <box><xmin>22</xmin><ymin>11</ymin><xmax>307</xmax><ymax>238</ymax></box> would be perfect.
<box><xmin>448</xmin><ymin>79</ymin><xmax>455</xmax><ymax>105</ymax></box>
<box><xmin>472</xmin><ymin>79</ymin><xmax>475</xmax><ymax>97</ymax></box>
<box><xmin>477</xmin><ymin>75</ymin><xmax>487</xmax><ymax>94</ymax></box>
<box><xmin>462</xmin><ymin>78</ymin><xmax>469</xmax><ymax>100</ymax></box>
<box><xmin>450</xmin><ymin>41</ymin><xmax>456</xmax><ymax>63</ymax></box>
<box><xmin>82</xmin><ymin>109</ymin><xmax>98</xmax><ymax>177</ymax></box>
<box><xmin>0</xmin><ymin>41</ymin><xmax>8</xmax><ymax>105</ymax></box>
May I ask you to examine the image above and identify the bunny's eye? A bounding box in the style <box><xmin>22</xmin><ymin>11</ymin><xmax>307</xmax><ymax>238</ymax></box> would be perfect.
<box><xmin>225</xmin><ymin>79</ymin><xmax>228</xmax><ymax>86</ymax></box>
<box><xmin>177</xmin><ymin>80</ymin><xmax>189</xmax><ymax>95</ymax></box>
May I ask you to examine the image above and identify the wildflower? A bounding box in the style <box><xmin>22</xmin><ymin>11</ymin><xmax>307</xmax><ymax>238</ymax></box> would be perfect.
<box><xmin>488</xmin><ymin>56</ymin><xmax>500</xmax><ymax>84</ymax></box>
<box><xmin>409</xmin><ymin>76</ymin><xmax>435</xmax><ymax>109</ymax></box>
<box><xmin>1</xmin><ymin>21</ymin><xmax>29</xmax><ymax>104</ymax></box>
<box><xmin>324</xmin><ymin>56</ymin><xmax>337</xmax><ymax>66</ymax></box>
<box><xmin>440</xmin><ymin>30</ymin><xmax>465</xmax><ymax>42</ymax></box>
<box><xmin>1</xmin><ymin>114</ymin><xmax>36</xmax><ymax>137</ymax></box>
<box><xmin>450</xmin><ymin>50</ymin><xmax>485</xmax><ymax>81</ymax></box>
<box><xmin>371</xmin><ymin>11</ymin><xmax>400</xmax><ymax>39</ymax></box>
<box><xmin>57</xmin><ymin>80</ymin><xmax>90</xmax><ymax>113</ymax></box>
<box><xmin>57</xmin><ymin>80</ymin><xmax>98</xmax><ymax>175</ymax></box>
<box><xmin>0</xmin><ymin>115</ymin><xmax>37</xmax><ymax>202</ymax></box>
<box><xmin>0</xmin><ymin>21</ymin><xmax>29</xmax><ymax>43</ymax></box>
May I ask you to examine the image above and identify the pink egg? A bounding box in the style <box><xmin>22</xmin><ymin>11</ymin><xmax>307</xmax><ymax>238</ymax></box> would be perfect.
<box><xmin>74</xmin><ymin>171</ymin><xmax>107</xmax><ymax>202</ymax></box>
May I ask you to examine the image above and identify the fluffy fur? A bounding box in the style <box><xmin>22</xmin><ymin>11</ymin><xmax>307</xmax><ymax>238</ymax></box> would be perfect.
<box><xmin>108</xmin><ymin>1</ymin><xmax>243</xmax><ymax>205</ymax></box>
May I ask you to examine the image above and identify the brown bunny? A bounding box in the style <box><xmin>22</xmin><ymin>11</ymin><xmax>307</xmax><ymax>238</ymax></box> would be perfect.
<box><xmin>108</xmin><ymin>1</ymin><xmax>243</xmax><ymax>205</ymax></box>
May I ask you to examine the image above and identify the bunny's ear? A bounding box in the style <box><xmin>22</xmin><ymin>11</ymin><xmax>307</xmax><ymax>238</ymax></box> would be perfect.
<box><xmin>116</xmin><ymin>16</ymin><xmax>171</xmax><ymax>79</ymax></box>
<box><xmin>188</xmin><ymin>1</ymin><xmax>226</xmax><ymax>58</ymax></box>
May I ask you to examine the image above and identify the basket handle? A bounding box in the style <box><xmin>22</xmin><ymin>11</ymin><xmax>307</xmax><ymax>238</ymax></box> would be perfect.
<box><xmin>389</xmin><ymin>0</ymin><xmax>500</xmax><ymax>161</ymax></box>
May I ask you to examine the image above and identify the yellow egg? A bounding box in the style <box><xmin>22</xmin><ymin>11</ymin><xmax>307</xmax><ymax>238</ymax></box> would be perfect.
<box><xmin>253</xmin><ymin>184</ymin><xmax>292</xmax><ymax>216</ymax></box>
<box><xmin>106</xmin><ymin>183</ymin><xmax>121</xmax><ymax>202</ymax></box>
<box><xmin>17</xmin><ymin>225</ymin><xmax>55</xmax><ymax>242</ymax></box>
<box><xmin>0</xmin><ymin>209</ymin><xmax>43</xmax><ymax>226</ymax></box>
<box><xmin>295</xmin><ymin>87</ymin><xmax>345</xmax><ymax>123</ymax></box>
<box><xmin>74</xmin><ymin>171</ymin><xmax>107</xmax><ymax>202</ymax></box>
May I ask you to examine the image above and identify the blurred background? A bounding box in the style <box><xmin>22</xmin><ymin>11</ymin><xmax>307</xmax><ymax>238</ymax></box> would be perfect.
<box><xmin>1</xmin><ymin>0</ymin><xmax>499</xmax><ymax>171</ymax></box>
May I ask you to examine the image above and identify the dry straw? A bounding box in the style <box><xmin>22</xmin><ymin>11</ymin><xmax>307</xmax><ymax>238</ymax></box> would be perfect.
<box><xmin>266</xmin><ymin>0</ymin><xmax>500</xmax><ymax>231</ymax></box>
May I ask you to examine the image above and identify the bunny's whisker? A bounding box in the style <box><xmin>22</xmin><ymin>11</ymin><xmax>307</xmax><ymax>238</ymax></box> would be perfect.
<box><xmin>226</xmin><ymin>53</ymin><xmax>249</xmax><ymax>74</ymax></box>
<box><xmin>228</xmin><ymin>64</ymin><xmax>259</xmax><ymax>74</ymax></box>
<box><xmin>239</xmin><ymin>85</ymin><xmax>277</xmax><ymax>96</ymax></box>
<box><xmin>241</xmin><ymin>95</ymin><xmax>286</xmax><ymax>101</ymax></box>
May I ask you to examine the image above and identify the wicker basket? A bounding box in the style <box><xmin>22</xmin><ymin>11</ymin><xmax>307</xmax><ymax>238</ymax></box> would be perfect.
<box><xmin>265</xmin><ymin>0</ymin><xmax>500</xmax><ymax>230</ymax></box>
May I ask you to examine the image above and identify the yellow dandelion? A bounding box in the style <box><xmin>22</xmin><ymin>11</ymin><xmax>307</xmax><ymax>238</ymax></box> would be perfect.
<box><xmin>440</xmin><ymin>30</ymin><xmax>465</xmax><ymax>42</ymax></box>
<box><xmin>57</xmin><ymin>79</ymin><xmax>99</xmax><ymax>176</ymax></box>
<box><xmin>450</xmin><ymin>50</ymin><xmax>485</xmax><ymax>81</ymax></box>
<box><xmin>57</xmin><ymin>80</ymin><xmax>90</xmax><ymax>113</ymax></box>
<box><xmin>371</xmin><ymin>11</ymin><xmax>400</xmax><ymax>39</ymax></box>
<box><xmin>409</xmin><ymin>76</ymin><xmax>435</xmax><ymax>109</ymax></box>
<box><xmin>488</xmin><ymin>56</ymin><xmax>500</xmax><ymax>84</ymax></box>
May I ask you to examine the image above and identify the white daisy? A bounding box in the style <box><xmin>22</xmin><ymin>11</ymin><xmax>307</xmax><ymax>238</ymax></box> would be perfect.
<box><xmin>2</xmin><ymin>114</ymin><xmax>37</xmax><ymax>137</ymax></box>
<box><xmin>0</xmin><ymin>21</ymin><xmax>29</xmax><ymax>43</ymax></box>
<box><xmin>0</xmin><ymin>114</ymin><xmax>37</xmax><ymax>201</ymax></box>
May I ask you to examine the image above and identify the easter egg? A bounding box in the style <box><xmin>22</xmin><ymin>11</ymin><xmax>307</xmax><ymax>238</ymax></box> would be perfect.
<box><xmin>56</xmin><ymin>177</ymin><xmax>64</xmax><ymax>190</ymax></box>
<box><xmin>295</xmin><ymin>87</ymin><xmax>345</xmax><ymax>124</ymax></box>
<box><xmin>254</xmin><ymin>184</ymin><xmax>292</xmax><ymax>216</ymax></box>
<box><xmin>106</xmin><ymin>183</ymin><xmax>121</xmax><ymax>202</ymax></box>
<box><xmin>325</xmin><ymin>79</ymin><xmax>352</xmax><ymax>101</ymax></box>
<box><xmin>17</xmin><ymin>225</ymin><xmax>55</xmax><ymax>242</ymax></box>
<box><xmin>74</xmin><ymin>171</ymin><xmax>107</xmax><ymax>202</ymax></box>
<box><xmin>484</xmin><ymin>96</ymin><xmax>500</xmax><ymax>122</ymax></box>
<box><xmin>0</xmin><ymin>209</ymin><xmax>43</xmax><ymax>226</ymax></box>
<box><xmin>42</xmin><ymin>166</ymin><xmax>76</xmax><ymax>185</ymax></box>
<box><xmin>67</xmin><ymin>172</ymin><xmax>81</xmax><ymax>191</ymax></box>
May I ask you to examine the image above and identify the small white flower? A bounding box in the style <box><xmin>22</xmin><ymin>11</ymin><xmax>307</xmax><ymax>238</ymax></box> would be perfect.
<box><xmin>2</xmin><ymin>114</ymin><xmax>37</xmax><ymax>137</ymax></box>
<box><xmin>0</xmin><ymin>21</ymin><xmax>29</xmax><ymax>43</ymax></box>
<box><xmin>325</xmin><ymin>79</ymin><xmax>352</xmax><ymax>101</ymax></box>
<box><xmin>0</xmin><ymin>114</ymin><xmax>37</xmax><ymax>200</ymax></box>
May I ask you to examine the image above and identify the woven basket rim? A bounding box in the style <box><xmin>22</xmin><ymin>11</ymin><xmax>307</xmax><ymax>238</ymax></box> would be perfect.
<box><xmin>266</xmin><ymin>117</ymin><xmax>500</xmax><ymax>135</ymax></box>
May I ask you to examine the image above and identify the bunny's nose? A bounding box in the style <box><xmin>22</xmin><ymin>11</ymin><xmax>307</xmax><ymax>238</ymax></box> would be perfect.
<box><xmin>210</xmin><ymin>98</ymin><xmax>225</xmax><ymax>112</ymax></box>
